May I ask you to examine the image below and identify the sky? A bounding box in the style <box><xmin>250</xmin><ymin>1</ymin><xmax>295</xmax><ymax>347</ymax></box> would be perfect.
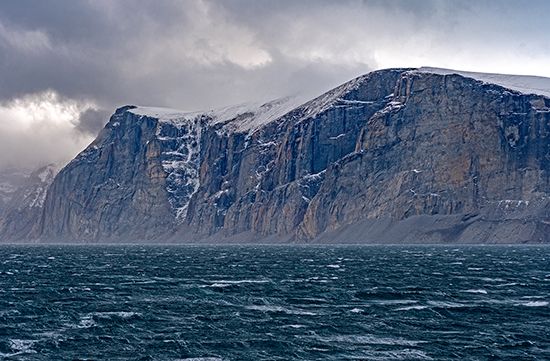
<box><xmin>1</xmin><ymin>0</ymin><xmax>550</xmax><ymax>169</ymax></box>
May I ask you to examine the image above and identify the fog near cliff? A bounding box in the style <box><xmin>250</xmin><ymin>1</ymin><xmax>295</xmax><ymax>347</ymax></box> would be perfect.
<box><xmin>1</xmin><ymin>0</ymin><xmax>550</xmax><ymax>169</ymax></box>
<box><xmin>0</xmin><ymin>92</ymin><xmax>108</xmax><ymax>169</ymax></box>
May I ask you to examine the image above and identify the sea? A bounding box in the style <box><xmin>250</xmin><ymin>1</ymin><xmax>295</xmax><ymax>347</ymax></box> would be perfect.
<box><xmin>0</xmin><ymin>245</ymin><xmax>549</xmax><ymax>360</ymax></box>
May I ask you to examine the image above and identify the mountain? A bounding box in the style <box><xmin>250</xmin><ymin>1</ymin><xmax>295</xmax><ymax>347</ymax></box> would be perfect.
<box><xmin>2</xmin><ymin>67</ymin><xmax>550</xmax><ymax>243</ymax></box>
<box><xmin>0</xmin><ymin>167</ymin><xmax>31</xmax><ymax>213</ymax></box>
<box><xmin>0</xmin><ymin>164</ymin><xmax>58</xmax><ymax>241</ymax></box>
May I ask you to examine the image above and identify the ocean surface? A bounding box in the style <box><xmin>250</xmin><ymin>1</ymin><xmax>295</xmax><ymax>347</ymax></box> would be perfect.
<box><xmin>0</xmin><ymin>245</ymin><xmax>549</xmax><ymax>360</ymax></box>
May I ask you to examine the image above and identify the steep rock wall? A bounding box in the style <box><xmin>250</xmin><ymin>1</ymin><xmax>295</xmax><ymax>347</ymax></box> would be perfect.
<box><xmin>185</xmin><ymin>69</ymin><xmax>406</xmax><ymax>239</ymax></box>
<box><xmin>297</xmin><ymin>72</ymin><xmax>550</xmax><ymax>243</ymax></box>
<box><xmin>38</xmin><ymin>107</ymin><xmax>177</xmax><ymax>241</ymax></box>
<box><xmin>2</xmin><ymin>68</ymin><xmax>549</xmax><ymax>243</ymax></box>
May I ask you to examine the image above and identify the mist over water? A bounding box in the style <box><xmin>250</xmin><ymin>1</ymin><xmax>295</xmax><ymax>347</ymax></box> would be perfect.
<box><xmin>1</xmin><ymin>245</ymin><xmax>549</xmax><ymax>360</ymax></box>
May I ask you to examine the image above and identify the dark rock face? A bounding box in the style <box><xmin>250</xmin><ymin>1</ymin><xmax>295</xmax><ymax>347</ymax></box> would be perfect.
<box><xmin>37</xmin><ymin>107</ymin><xmax>177</xmax><ymax>242</ymax></box>
<box><xmin>1</xmin><ymin>68</ymin><xmax>549</xmax><ymax>243</ymax></box>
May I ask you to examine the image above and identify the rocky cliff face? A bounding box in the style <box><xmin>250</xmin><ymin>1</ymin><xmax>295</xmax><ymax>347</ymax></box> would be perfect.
<box><xmin>2</xmin><ymin>68</ymin><xmax>549</xmax><ymax>243</ymax></box>
<box><xmin>37</xmin><ymin>107</ymin><xmax>182</xmax><ymax>241</ymax></box>
<box><xmin>185</xmin><ymin>69</ymin><xmax>406</xmax><ymax>241</ymax></box>
<box><xmin>299</xmin><ymin>71</ymin><xmax>550</xmax><ymax>243</ymax></box>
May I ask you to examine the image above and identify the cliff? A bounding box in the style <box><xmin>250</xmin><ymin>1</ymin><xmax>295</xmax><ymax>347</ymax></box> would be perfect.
<box><xmin>3</xmin><ymin>67</ymin><xmax>549</xmax><ymax>243</ymax></box>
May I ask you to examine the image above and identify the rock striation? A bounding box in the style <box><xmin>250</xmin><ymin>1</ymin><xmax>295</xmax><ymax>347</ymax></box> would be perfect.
<box><xmin>1</xmin><ymin>67</ymin><xmax>549</xmax><ymax>243</ymax></box>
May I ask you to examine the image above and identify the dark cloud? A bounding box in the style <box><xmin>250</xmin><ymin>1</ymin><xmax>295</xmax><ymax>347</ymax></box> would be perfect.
<box><xmin>1</xmin><ymin>0</ymin><xmax>550</xmax><ymax>109</ymax></box>
<box><xmin>0</xmin><ymin>0</ymin><xmax>549</xmax><ymax>168</ymax></box>
<box><xmin>75</xmin><ymin>108</ymin><xmax>111</xmax><ymax>136</ymax></box>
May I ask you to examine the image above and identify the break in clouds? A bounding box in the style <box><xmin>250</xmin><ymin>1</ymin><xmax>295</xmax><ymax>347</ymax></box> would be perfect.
<box><xmin>0</xmin><ymin>91</ymin><xmax>108</xmax><ymax>169</ymax></box>
<box><xmin>1</xmin><ymin>0</ymin><xmax>550</xmax><ymax>169</ymax></box>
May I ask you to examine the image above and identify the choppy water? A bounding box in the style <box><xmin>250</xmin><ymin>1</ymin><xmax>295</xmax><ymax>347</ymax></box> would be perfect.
<box><xmin>0</xmin><ymin>245</ymin><xmax>549</xmax><ymax>360</ymax></box>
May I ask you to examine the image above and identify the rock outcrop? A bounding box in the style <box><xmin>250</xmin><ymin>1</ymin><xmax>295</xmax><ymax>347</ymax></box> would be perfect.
<box><xmin>2</xmin><ymin>67</ymin><xmax>549</xmax><ymax>243</ymax></box>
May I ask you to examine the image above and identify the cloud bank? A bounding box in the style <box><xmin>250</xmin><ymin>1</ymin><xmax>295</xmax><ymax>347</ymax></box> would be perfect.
<box><xmin>1</xmin><ymin>0</ymin><xmax>550</xmax><ymax>168</ymax></box>
<box><xmin>0</xmin><ymin>91</ymin><xmax>101</xmax><ymax>169</ymax></box>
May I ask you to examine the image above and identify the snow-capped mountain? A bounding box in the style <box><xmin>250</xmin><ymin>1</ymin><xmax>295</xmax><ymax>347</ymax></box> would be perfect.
<box><xmin>1</xmin><ymin>67</ymin><xmax>549</xmax><ymax>243</ymax></box>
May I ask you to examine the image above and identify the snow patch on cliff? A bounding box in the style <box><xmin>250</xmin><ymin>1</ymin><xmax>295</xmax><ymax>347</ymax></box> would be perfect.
<box><xmin>154</xmin><ymin>119</ymin><xmax>202</xmax><ymax>221</ymax></box>
<box><xmin>27</xmin><ymin>164</ymin><xmax>58</xmax><ymax>208</ymax></box>
<box><xmin>418</xmin><ymin>67</ymin><xmax>550</xmax><ymax>98</ymax></box>
<box><xmin>128</xmin><ymin>98</ymin><xmax>311</xmax><ymax>219</ymax></box>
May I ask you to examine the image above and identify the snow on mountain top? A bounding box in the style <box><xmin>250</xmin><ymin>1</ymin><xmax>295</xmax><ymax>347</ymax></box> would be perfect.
<box><xmin>129</xmin><ymin>67</ymin><xmax>550</xmax><ymax>134</ymax></box>
<box><xmin>128</xmin><ymin>106</ymin><xmax>203</xmax><ymax>121</ymax></box>
<box><xmin>130</xmin><ymin>96</ymin><xmax>308</xmax><ymax>133</ymax></box>
<box><xmin>417</xmin><ymin>67</ymin><xmax>550</xmax><ymax>98</ymax></box>
<box><xmin>208</xmin><ymin>96</ymin><xmax>308</xmax><ymax>132</ymax></box>
<box><xmin>298</xmin><ymin>74</ymin><xmax>369</xmax><ymax>120</ymax></box>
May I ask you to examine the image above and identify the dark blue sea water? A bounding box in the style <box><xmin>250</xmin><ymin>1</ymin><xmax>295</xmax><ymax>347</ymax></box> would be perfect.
<box><xmin>0</xmin><ymin>245</ymin><xmax>549</xmax><ymax>360</ymax></box>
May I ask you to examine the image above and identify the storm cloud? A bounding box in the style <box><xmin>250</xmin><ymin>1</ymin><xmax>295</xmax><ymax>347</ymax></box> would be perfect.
<box><xmin>1</xmin><ymin>0</ymin><xmax>550</xmax><ymax>168</ymax></box>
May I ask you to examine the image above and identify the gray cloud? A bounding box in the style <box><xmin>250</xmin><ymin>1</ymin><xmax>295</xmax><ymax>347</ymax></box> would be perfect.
<box><xmin>0</xmin><ymin>91</ymin><xmax>95</xmax><ymax>169</ymax></box>
<box><xmin>75</xmin><ymin>108</ymin><xmax>111</xmax><ymax>136</ymax></box>
<box><xmin>0</xmin><ymin>0</ymin><xmax>549</xmax><ymax>168</ymax></box>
